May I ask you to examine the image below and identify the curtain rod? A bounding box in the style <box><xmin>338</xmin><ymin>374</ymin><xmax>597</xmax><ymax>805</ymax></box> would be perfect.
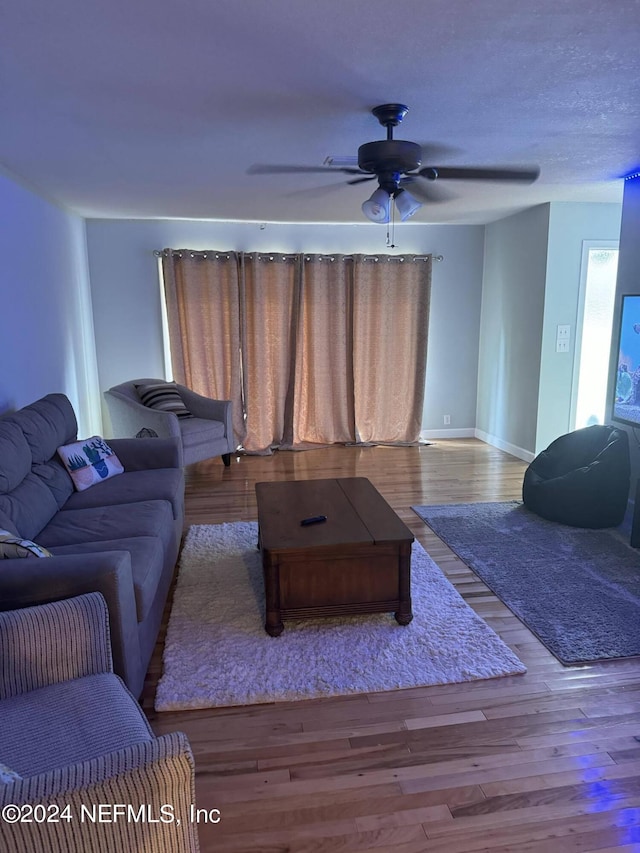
<box><xmin>153</xmin><ymin>249</ymin><xmax>443</xmax><ymax>262</ymax></box>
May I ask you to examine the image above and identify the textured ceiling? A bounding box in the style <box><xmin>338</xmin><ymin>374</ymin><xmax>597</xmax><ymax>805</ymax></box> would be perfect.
<box><xmin>1</xmin><ymin>0</ymin><xmax>638</xmax><ymax>224</ymax></box>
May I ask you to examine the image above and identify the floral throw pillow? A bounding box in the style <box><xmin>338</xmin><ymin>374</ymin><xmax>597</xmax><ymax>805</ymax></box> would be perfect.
<box><xmin>57</xmin><ymin>436</ymin><xmax>124</xmax><ymax>492</ymax></box>
<box><xmin>0</xmin><ymin>530</ymin><xmax>52</xmax><ymax>559</ymax></box>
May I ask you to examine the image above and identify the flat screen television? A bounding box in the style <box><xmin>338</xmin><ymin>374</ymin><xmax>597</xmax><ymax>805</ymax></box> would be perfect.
<box><xmin>612</xmin><ymin>294</ymin><xmax>640</xmax><ymax>427</ymax></box>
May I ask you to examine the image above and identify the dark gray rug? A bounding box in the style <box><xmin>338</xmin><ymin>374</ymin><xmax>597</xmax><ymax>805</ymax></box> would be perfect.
<box><xmin>411</xmin><ymin>501</ymin><xmax>640</xmax><ymax>665</ymax></box>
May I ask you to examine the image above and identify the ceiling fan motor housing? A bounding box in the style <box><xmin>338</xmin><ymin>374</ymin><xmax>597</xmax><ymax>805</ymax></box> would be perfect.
<box><xmin>357</xmin><ymin>140</ymin><xmax>422</xmax><ymax>179</ymax></box>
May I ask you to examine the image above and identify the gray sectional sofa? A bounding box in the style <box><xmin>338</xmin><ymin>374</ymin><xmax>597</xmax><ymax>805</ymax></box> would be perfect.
<box><xmin>0</xmin><ymin>393</ymin><xmax>185</xmax><ymax>698</ymax></box>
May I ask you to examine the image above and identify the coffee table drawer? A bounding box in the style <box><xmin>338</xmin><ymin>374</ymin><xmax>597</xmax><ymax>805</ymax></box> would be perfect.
<box><xmin>278</xmin><ymin>547</ymin><xmax>404</xmax><ymax>611</ymax></box>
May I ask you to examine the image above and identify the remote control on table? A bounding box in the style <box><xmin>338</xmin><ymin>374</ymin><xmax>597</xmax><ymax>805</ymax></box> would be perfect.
<box><xmin>300</xmin><ymin>515</ymin><xmax>327</xmax><ymax>526</ymax></box>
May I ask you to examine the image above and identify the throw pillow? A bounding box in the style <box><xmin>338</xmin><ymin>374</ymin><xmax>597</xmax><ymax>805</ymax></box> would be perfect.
<box><xmin>135</xmin><ymin>382</ymin><xmax>193</xmax><ymax>419</ymax></box>
<box><xmin>0</xmin><ymin>530</ymin><xmax>52</xmax><ymax>559</ymax></box>
<box><xmin>0</xmin><ymin>761</ymin><xmax>21</xmax><ymax>784</ymax></box>
<box><xmin>57</xmin><ymin>436</ymin><xmax>125</xmax><ymax>492</ymax></box>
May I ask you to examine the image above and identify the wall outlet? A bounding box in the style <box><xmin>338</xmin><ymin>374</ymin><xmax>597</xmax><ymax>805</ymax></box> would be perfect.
<box><xmin>556</xmin><ymin>339</ymin><xmax>570</xmax><ymax>353</ymax></box>
<box><xmin>443</xmin><ymin>415</ymin><xmax>451</xmax><ymax>425</ymax></box>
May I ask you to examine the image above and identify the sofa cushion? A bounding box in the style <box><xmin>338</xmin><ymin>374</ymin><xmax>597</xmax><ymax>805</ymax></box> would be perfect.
<box><xmin>0</xmin><ymin>673</ymin><xmax>153</xmax><ymax>777</ymax></box>
<box><xmin>32</xmin><ymin>457</ymin><xmax>74</xmax><ymax>509</ymax></box>
<box><xmin>0</xmin><ymin>473</ymin><xmax>59</xmax><ymax>541</ymax></box>
<box><xmin>50</xmin><ymin>537</ymin><xmax>165</xmax><ymax>622</ymax></box>
<box><xmin>2</xmin><ymin>393</ymin><xmax>77</xmax><ymax>465</ymax></box>
<box><xmin>62</xmin><ymin>468</ymin><xmax>185</xmax><ymax>521</ymax></box>
<box><xmin>180</xmin><ymin>416</ymin><xmax>226</xmax><ymax>451</ymax></box>
<box><xmin>0</xmin><ymin>421</ymin><xmax>32</xmax><ymax>494</ymax></box>
<box><xmin>37</xmin><ymin>500</ymin><xmax>175</xmax><ymax>554</ymax></box>
<box><xmin>0</xmin><ymin>530</ymin><xmax>52</xmax><ymax>559</ymax></box>
<box><xmin>58</xmin><ymin>436</ymin><xmax>124</xmax><ymax>492</ymax></box>
<box><xmin>0</xmin><ymin>511</ymin><xmax>19</xmax><ymax>537</ymax></box>
<box><xmin>136</xmin><ymin>381</ymin><xmax>193</xmax><ymax>419</ymax></box>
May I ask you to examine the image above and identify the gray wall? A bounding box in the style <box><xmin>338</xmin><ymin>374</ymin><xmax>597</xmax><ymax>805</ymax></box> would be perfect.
<box><xmin>85</xmin><ymin>219</ymin><xmax>485</xmax><ymax>437</ymax></box>
<box><xmin>536</xmin><ymin>202</ymin><xmax>622</xmax><ymax>453</ymax></box>
<box><xmin>476</xmin><ymin>204</ymin><xmax>550</xmax><ymax>458</ymax></box>
<box><xmin>477</xmin><ymin>201</ymin><xmax>622</xmax><ymax>460</ymax></box>
<box><xmin>0</xmin><ymin>170</ymin><xmax>100</xmax><ymax>435</ymax></box>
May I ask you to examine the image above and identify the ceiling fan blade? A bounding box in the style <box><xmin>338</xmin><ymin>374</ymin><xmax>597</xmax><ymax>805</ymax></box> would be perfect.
<box><xmin>417</xmin><ymin>142</ymin><xmax>464</xmax><ymax>161</ymax></box>
<box><xmin>347</xmin><ymin>175</ymin><xmax>377</xmax><ymax>185</ymax></box>
<box><xmin>399</xmin><ymin>176</ymin><xmax>456</xmax><ymax>203</ymax></box>
<box><xmin>419</xmin><ymin>165</ymin><xmax>540</xmax><ymax>183</ymax></box>
<box><xmin>248</xmin><ymin>164</ymin><xmax>365</xmax><ymax>176</ymax></box>
<box><xmin>283</xmin><ymin>181</ymin><xmax>353</xmax><ymax>198</ymax></box>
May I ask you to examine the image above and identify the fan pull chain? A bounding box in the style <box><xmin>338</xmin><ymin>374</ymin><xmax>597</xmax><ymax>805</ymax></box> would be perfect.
<box><xmin>386</xmin><ymin>196</ymin><xmax>396</xmax><ymax>248</ymax></box>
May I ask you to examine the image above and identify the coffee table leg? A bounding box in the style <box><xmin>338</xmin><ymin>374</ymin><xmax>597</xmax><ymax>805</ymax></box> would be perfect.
<box><xmin>395</xmin><ymin>609</ymin><xmax>413</xmax><ymax>626</ymax></box>
<box><xmin>266</xmin><ymin>614</ymin><xmax>284</xmax><ymax>637</ymax></box>
<box><xmin>263</xmin><ymin>555</ymin><xmax>284</xmax><ymax>636</ymax></box>
<box><xmin>395</xmin><ymin>544</ymin><xmax>413</xmax><ymax>625</ymax></box>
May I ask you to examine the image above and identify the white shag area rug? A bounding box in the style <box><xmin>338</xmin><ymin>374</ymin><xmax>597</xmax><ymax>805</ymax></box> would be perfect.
<box><xmin>155</xmin><ymin>522</ymin><xmax>526</xmax><ymax>711</ymax></box>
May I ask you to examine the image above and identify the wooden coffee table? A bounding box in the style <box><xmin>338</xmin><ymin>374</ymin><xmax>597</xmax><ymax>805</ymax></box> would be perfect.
<box><xmin>255</xmin><ymin>477</ymin><xmax>414</xmax><ymax>636</ymax></box>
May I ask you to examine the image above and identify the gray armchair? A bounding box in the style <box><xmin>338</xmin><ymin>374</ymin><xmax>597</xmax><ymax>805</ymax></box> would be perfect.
<box><xmin>0</xmin><ymin>593</ymin><xmax>199</xmax><ymax>852</ymax></box>
<box><xmin>105</xmin><ymin>378</ymin><xmax>235</xmax><ymax>467</ymax></box>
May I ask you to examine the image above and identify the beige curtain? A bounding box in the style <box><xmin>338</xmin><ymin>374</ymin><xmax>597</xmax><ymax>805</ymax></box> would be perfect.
<box><xmin>292</xmin><ymin>255</ymin><xmax>356</xmax><ymax>446</ymax></box>
<box><xmin>240</xmin><ymin>253</ymin><xmax>299</xmax><ymax>453</ymax></box>
<box><xmin>353</xmin><ymin>256</ymin><xmax>431</xmax><ymax>443</ymax></box>
<box><xmin>160</xmin><ymin>249</ymin><xmax>431</xmax><ymax>454</ymax></box>
<box><xmin>161</xmin><ymin>251</ymin><xmax>246</xmax><ymax>445</ymax></box>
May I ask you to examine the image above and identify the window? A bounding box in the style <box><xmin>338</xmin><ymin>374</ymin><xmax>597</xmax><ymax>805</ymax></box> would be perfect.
<box><xmin>572</xmin><ymin>243</ymin><xmax>619</xmax><ymax>429</ymax></box>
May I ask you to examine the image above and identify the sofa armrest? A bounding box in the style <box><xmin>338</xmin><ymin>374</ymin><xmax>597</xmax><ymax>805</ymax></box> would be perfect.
<box><xmin>0</xmin><ymin>732</ymin><xmax>200</xmax><ymax>852</ymax></box>
<box><xmin>108</xmin><ymin>437</ymin><xmax>182</xmax><ymax>471</ymax></box>
<box><xmin>0</xmin><ymin>553</ymin><xmax>142</xmax><ymax>696</ymax></box>
<box><xmin>0</xmin><ymin>592</ymin><xmax>113</xmax><ymax>699</ymax></box>
<box><xmin>178</xmin><ymin>387</ymin><xmax>230</xmax><ymax>422</ymax></box>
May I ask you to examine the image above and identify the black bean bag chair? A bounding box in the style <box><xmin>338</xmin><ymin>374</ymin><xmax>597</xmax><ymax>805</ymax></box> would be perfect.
<box><xmin>522</xmin><ymin>425</ymin><xmax>630</xmax><ymax>528</ymax></box>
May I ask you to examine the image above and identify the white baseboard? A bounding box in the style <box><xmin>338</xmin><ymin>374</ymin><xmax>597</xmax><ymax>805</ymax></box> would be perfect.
<box><xmin>474</xmin><ymin>429</ymin><xmax>535</xmax><ymax>463</ymax></box>
<box><xmin>420</xmin><ymin>428</ymin><xmax>476</xmax><ymax>440</ymax></box>
<box><xmin>419</xmin><ymin>427</ymin><xmax>535</xmax><ymax>462</ymax></box>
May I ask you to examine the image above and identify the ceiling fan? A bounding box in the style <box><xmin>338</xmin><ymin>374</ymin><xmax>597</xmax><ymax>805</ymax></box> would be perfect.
<box><xmin>248</xmin><ymin>103</ymin><xmax>540</xmax><ymax>223</ymax></box>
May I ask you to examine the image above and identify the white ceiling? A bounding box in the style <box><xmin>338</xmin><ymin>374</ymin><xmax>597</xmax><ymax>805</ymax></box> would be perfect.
<box><xmin>1</xmin><ymin>0</ymin><xmax>638</xmax><ymax>224</ymax></box>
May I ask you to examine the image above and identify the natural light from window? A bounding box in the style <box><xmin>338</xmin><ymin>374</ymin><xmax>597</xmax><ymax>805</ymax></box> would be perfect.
<box><xmin>574</xmin><ymin>247</ymin><xmax>619</xmax><ymax>429</ymax></box>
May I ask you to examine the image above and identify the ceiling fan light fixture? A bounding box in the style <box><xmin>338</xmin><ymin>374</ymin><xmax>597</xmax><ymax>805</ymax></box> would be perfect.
<box><xmin>249</xmin><ymin>104</ymin><xmax>539</xmax><ymax>225</ymax></box>
<box><xmin>394</xmin><ymin>188</ymin><xmax>422</xmax><ymax>221</ymax></box>
<box><xmin>362</xmin><ymin>187</ymin><xmax>391</xmax><ymax>223</ymax></box>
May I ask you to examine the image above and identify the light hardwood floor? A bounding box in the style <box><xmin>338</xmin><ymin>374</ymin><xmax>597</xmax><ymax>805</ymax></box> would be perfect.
<box><xmin>142</xmin><ymin>440</ymin><xmax>640</xmax><ymax>853</ymax></box>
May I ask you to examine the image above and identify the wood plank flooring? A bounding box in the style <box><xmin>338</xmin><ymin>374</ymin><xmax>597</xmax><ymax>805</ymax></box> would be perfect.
<box><xmin>141</xmin><ymin>440</ymin><xmax>640</xmax><ymax>852</ymax></box>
